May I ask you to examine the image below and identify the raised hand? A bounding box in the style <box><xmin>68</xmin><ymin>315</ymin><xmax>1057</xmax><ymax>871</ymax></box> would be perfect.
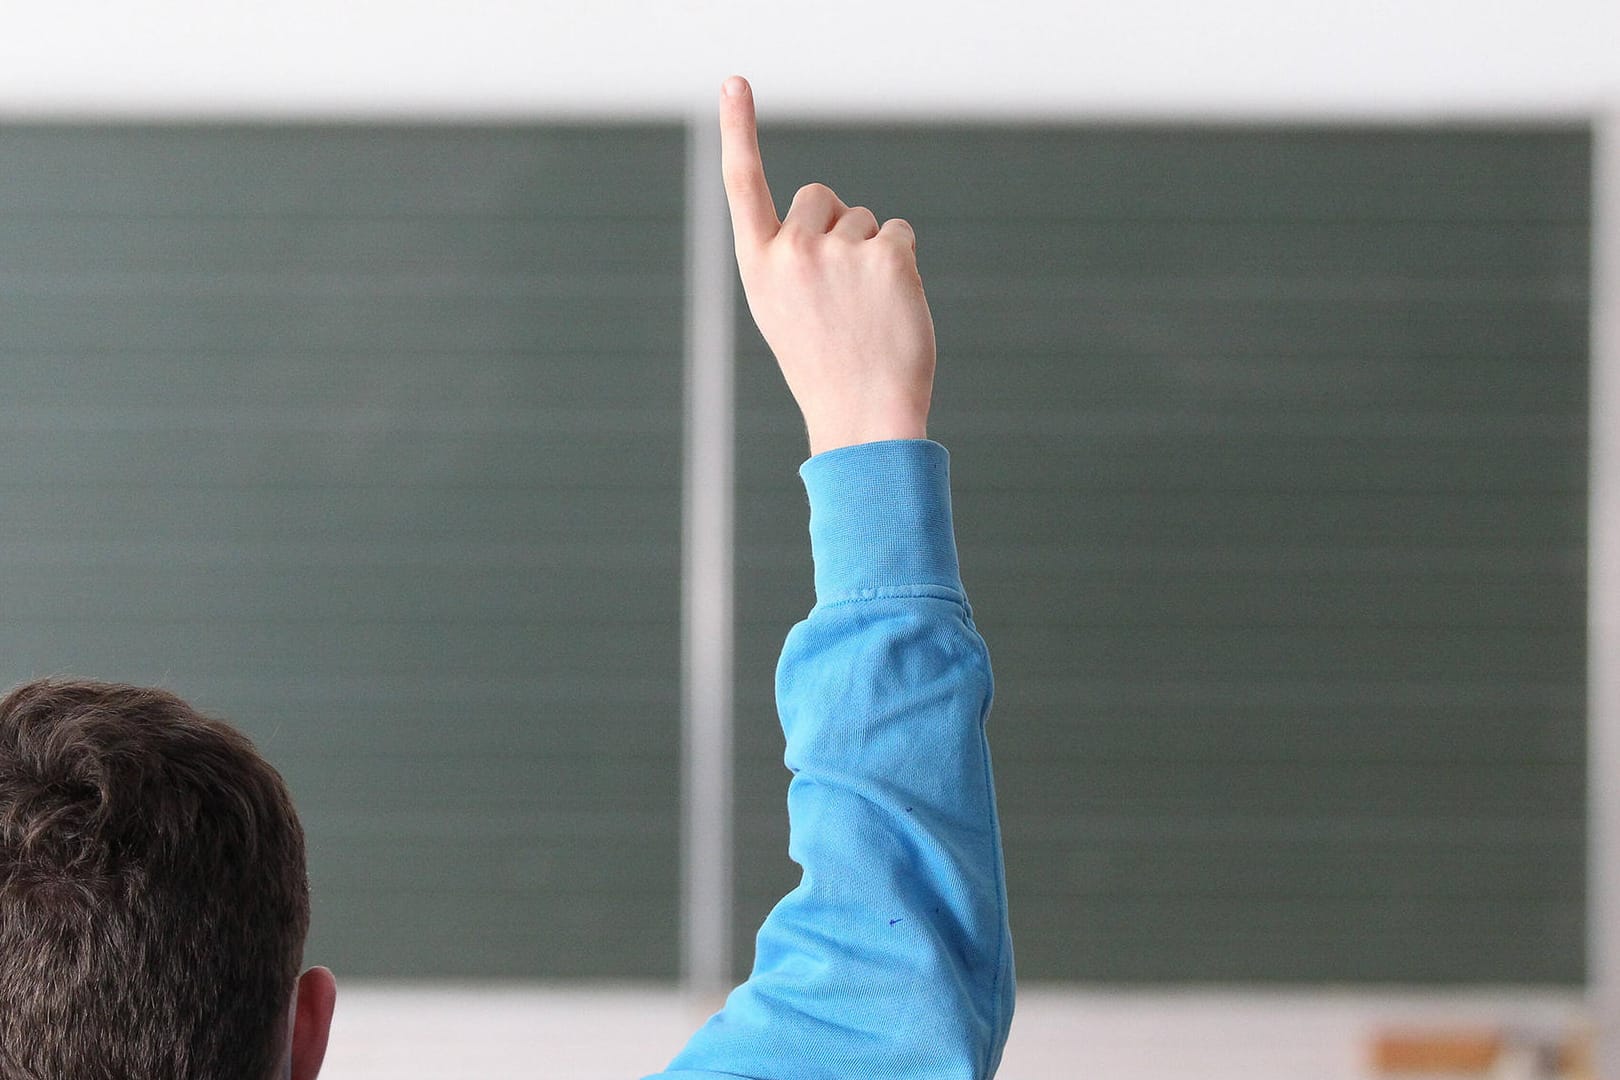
<box><xmin>718</xmin><ymin>75</ymin><xmax>937</xmax><ymax>456</ymax></box>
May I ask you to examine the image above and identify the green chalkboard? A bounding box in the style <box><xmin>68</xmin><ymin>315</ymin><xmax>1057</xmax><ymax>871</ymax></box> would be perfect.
<box><xmin>732</xmin><ymin>125</ymin><xmax>1590</xmax><ymax>983</ymax></box>
<box><xmin>0</xmin><ymin>124</ymin><xmax>687</xmax><ymax>977</ymax></box>
<box><xmin>0</xmin><ymin>120</ymin><xmax>1590</xmax><ymax>986</ymax></box>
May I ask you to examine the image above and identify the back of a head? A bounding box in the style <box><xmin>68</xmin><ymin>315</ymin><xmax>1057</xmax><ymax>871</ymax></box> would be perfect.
<box><xmin>0</xmin><ymin>679</ymin><xmax>309</xmax><ymax>1080</ymax></box>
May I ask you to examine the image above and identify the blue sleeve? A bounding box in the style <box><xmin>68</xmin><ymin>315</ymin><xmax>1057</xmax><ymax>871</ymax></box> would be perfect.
<box><xmin>648</xmin><ymin>439</ymin><xmax>1015</xmax><ymax>1080</ymax></box>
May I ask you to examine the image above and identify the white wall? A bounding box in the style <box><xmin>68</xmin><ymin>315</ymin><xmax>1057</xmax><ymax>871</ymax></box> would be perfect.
<box><xmin>0</xmin><ymin>0</ymin><xmax>1613</xmax><ymax>118</ymax></box>
<box><xmin>322</xmin><ymin>985</ymin><xmax>1588</xmax><ymax>1080</ymax></box>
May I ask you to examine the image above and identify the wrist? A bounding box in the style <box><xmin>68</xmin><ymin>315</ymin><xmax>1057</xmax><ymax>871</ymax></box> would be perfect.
<box><xmin>807</xmin><ymin>423</ymin><xmax>928</xmax><ymax>456</ymax></box>
<box><xmin>803</xmin><ymin>402</ymin><xmax>930</xmax><ymax>457</ymax></box>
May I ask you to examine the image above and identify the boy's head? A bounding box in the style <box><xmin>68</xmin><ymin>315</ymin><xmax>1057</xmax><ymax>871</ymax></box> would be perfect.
<box><xmin>0</xmin><ymin>678</ymin><xmax>335</xmax><ymax>1080</ymax></box>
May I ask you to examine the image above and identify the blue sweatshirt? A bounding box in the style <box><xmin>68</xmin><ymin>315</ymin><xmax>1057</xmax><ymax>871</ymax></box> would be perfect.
<box><xmin>650</xmin><ymin>439</ymin><xmax>1015</xmax><ymax>1080</ymax></box>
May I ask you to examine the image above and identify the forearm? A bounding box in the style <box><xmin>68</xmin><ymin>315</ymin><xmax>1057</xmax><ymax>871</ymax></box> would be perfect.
<box><xmin>655</xmin><ymin>440</ymin><xmax>1015</xmax><ymax>1080</ymax></box>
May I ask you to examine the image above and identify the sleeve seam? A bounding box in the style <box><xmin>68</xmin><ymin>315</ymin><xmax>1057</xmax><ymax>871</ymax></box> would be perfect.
<box><xmin>812</xmin><ymin>583</ymin><xmax>968</xmax><ymax>611</ymax></box>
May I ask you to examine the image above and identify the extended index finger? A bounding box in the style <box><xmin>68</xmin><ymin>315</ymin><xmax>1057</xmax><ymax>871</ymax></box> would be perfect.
<box><xmin>719</xmin><ymin>76</ymin><xmax>780</xmax><ymax>253</ymax></box>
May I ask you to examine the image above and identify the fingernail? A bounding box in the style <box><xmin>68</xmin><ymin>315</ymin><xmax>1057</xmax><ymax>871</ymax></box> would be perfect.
<box><xmin>723</xmin><ymin>76</ymin><xmax>746</xmax><ymax>98</ymax></box>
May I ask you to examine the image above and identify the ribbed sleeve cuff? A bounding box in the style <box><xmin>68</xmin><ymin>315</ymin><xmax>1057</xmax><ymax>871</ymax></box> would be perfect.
<box><xmin>799</xmin><ymin>439</ymin><xmax>963</xmax><ymax>604</ymax></box>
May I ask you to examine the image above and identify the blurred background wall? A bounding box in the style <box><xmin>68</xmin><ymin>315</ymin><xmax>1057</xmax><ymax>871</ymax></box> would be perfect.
<box><xmin>0</xmin><ymin>2</ymin><xmax>1616</xmax><ymax>1077</ymax></box>
<box><xmin>0</xmin><ymin>0</ymin><xmax>1613</xmax><ymax>119</ymax></box>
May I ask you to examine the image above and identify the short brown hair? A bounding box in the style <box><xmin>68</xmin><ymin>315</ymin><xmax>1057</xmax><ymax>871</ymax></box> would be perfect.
<box><xmin>0</xmin><ymin>679</ymin><xmax>310</xmax><ymax>1080</ymax></box>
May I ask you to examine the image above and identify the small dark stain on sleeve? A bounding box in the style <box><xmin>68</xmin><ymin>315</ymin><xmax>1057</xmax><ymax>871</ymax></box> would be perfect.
<box><xmin>904</xmin><ymin>807</ymin><xmax>913</xmax><ymax>813</ymax></box>
<box><xmin>889</xmin><ymin>918</ymin><xmax>904</xmax><ymax>927</ymax></box>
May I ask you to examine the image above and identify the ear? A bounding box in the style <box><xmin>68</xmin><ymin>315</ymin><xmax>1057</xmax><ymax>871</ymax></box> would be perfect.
<box><xmin>289</xmin><ymin>966</ymin><xmax>337</xmax><ymax>1080</ymax></box>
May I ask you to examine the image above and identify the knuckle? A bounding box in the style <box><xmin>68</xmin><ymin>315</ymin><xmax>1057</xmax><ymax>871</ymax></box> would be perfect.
<box><xmin>795</xmin><ymin>181</ymin><xmax>836</xmax><ymax>201</ymax></box>
<box><xmin>779</xmin><ymin>224</ymin><xmax>819</xmax><ymax>254</ymax></box>
<box><xmin>883</xmin><ymin>220</ymin><xmax>918</xmax><ymax>254</ymax></box>
<box><xmin>724</xmin><ymin>165</ymin><xmax>762</xmax><ymax>194</ymax></box>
